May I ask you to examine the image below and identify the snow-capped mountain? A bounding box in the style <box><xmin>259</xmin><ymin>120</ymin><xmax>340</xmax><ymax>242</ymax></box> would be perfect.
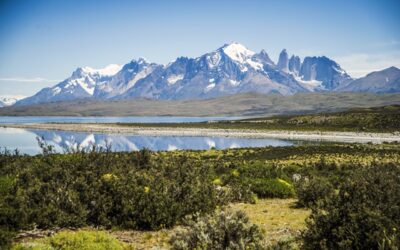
<box><xmin>0</xmin><ymin>95</ymin><xmax>25</xmax><ymax>107</ymax></box>
<box><xmin>16</xmin><ymin>64</ymin><xmax>121</xmax><ymax>106</ymax></box>
<box><xmin>117</xmin><ymin>43</ymin><xmax>307</xmax><ymax>99</ymax></box>
<box><xmin>94</xmin><ymin>58</ymin><xmax>159</xmax><ymax>98</ymax></box>
<box><xmin>12</xmin><ymin>42</ymin><xmax>398</xmax><ymax>107</ymax></box>
<box><xmin>119</xmin><ymin>42</ymin><xmax>306</xmax><ymax>100</ymax></box>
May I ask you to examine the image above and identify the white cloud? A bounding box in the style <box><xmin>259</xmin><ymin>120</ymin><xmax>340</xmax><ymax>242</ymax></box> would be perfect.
<box><xmin>0</xmin><ymin>77</ymin><xmax>62</xmax><ymax>83</ymax></box>
<box><xmin>0</xmin><ymin>94</ymin><xmax>26</xmax><ymax>99</ymax></box>
<box><xmin>333</xmin><ymin>51</ymin><xmax>400</xmax><ymax>78</ymax></box>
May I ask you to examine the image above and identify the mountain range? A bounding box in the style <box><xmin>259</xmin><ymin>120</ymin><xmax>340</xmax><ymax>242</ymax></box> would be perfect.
<box><xmin>13</xmin><ymin>42</ymin><xmax>400</xmax><ymax>106</ymax></box>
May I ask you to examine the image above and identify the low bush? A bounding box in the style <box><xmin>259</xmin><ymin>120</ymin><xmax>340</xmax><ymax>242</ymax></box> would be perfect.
<box><xmin>247</xmin><ymin>178</ymin><xmax>295</xmax><ymax>198</ymax></box>
<box><xmin>217</xmin><ymin>175</ymin><xmax>257</xmax><ymax>204</ymax></box>
<box><xmin>302</xmin><ymin>164</ymin><xmax>400</xmax><ymax>249</ymax></box>
<box><xmin>295</xmin><ymin>177</ymin><xmax>334</xmax><ymax>208</ymax></box>
<box><xmin>0</xmin><ymin>148</ymin><xmax>221</xmax><ymax>246</ymax></box>
<box><xmin>0</xmin><ymin>226</ymin><xmax>15</xmax><ymax>250</ymax></box>
<box><xmin>0</xmin><ymin>176</ymin><xmax>27</xmax><ymax>249</ymax></box>
<box><xmin>267</xmin><ymin>237</ymin><xmax>298</xmax><ymax>250</ymax></box>
<box><xmin>170</xmin><ymin>210</ymin><xmax>265</xmax><ymax>250</ymax></box>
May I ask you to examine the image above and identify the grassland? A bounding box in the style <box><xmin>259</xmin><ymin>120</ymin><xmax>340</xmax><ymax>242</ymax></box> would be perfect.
<box><xmin>229</xmin><ymin>199</ymin><xmax>309</xmax><ymax>246</ymax></box>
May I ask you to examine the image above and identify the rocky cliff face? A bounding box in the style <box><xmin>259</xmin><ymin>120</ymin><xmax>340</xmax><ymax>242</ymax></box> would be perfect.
<box><xmin>277</xmin><ymin>49</ymin><xmax>289</xmax><ymax>72</ymax></box>
<box><xmin>289</xmin><ymin>55</ymin><xmax>301</xmax><ymax>76</ymax></box>
<box><xmin>299</xmin><ymin>56</ymin><xmax>352</xmax><ymax>90</ymax></box>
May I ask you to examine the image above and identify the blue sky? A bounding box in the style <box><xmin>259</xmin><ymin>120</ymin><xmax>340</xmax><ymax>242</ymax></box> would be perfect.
<box><xmin>0</xmin><ymin>0</ymin><xmax>399</xmax><ymax>96</ymax></box>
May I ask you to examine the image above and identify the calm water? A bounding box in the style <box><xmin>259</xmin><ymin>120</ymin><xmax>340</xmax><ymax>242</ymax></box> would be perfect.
<box><xmin>0</xmin><ymin>127</ymin><xmax>320</xmax><ymax>155</ymax></box>
<box><xmin>0</xmin><ymin>116</ymin><xmax>245</xmax><ymax>124</ymax></box>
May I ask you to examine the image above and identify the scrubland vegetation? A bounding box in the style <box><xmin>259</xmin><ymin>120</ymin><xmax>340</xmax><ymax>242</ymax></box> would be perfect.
<box><xmin>1</xmin><ymin>141</ymin><xmax>400</xmax><ymax>249</ymax></box>
<box><xmin>119</xmin><ymin>105</ymin><xmax>400</xmax><ymax>132</ymax></box>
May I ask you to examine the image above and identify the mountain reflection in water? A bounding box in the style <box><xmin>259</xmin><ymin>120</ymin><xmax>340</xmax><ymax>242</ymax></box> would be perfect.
<box><xmin>31</xmin><ymin>129</ymin><xmax>295</xmax><ymax>153</ymax></box>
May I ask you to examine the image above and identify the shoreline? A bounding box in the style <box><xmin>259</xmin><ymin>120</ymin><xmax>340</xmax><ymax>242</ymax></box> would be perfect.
<box><xmin>2</xmin><ymin>123</ymin><xmax>400</xmax><ymax>143</ymax></box>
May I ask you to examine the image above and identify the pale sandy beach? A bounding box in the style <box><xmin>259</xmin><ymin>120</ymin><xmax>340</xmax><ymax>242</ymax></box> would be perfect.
<box><xmin>2</xmin><ymin>123</ymin><xmax>400</xmax><ymax>143</ymax></box>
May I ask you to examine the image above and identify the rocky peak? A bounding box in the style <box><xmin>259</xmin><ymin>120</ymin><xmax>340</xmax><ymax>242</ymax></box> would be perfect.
<box><xmin>277</xmin><ymin>49</ymin><xmax>289</xmax><ymax>72</ymax></box>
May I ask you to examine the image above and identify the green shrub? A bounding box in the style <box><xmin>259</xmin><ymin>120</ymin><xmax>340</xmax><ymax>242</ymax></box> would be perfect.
<box><xmin>302</xmin><ymin>164</ymin><xmax>400</xmax><ymax>249</ymax></box>
<box><xmin>295</xmin><ymin>177</ymin><xmax>334</xmax><ymax>208</ymax></box>
<box><xmin>236</xmin><ymin>162</ymin><xmax>298</xmax><ymax>182</ymax></box>
<box><xmin>218</xmin><ymin>177</ymin><xmax>257</xmax><ymax>204</ymax></box>
<box><xmin>267</xmin><ymin>236</ymin><xmax>298</xmax><ymax>250</ymax></box>
<box><xmin>0</xmin><ymin>149</ymin><xmax>220</xmax><ymax>237</ymax></box>
<box><xmin>0</xmin><ymin>176</ymin><xmax>27</xmax><ymax>249</ymax></box>
<box><xmin>170</xmin><ymin>210</ymin><xmax>265</xmax><ymax>250</ymax></box>
<box><xmin>248</xmin><ymin>178</ymin><xmax>295</xmax><ymax>198</ymax></box>
<box><xmin>12</xmin><ymin>230</ymin><xmax>125</xmax><ymax>250</ymax></box>
<box><xmin>0</xmin><ymin>226</ymin><xmax>16</xmax><ymax>250</ymax></box>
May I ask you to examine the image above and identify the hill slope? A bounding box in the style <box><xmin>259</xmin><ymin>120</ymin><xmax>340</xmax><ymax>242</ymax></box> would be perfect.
<box><xmin>2</xmin><ymin>93</ymin><xmax>400</xmax><ymax>117</ymax></box>
<box><xmin>337</xmin><ymin>66</ymin><xmax>400</xmax><ymax>93</ymax></box>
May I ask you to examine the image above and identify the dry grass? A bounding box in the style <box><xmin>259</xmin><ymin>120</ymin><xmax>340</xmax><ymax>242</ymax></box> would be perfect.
<box><xmin>110</xmin><ymin>229</ymin><xmax>173</xmax><ymax>250</ymax></box>
<box><xmin>229</xmin><ymin>198</ymin><xmax>310</xmax><ymax>246</ymax></box>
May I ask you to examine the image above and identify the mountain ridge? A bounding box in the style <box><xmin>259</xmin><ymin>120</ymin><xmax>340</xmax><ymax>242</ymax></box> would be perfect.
<box><xmin>12</xmin><ymin>42</ymin><xmax>400</xmax><ymax>106</ymax></box>
<box><xmin>337</xmin><ymin>66</ymin><xmax>400</xmax><ymax>93</ymax></box>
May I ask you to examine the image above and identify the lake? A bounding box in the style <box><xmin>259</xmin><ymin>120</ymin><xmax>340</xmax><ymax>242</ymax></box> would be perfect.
<box><xmin>0</xmin><ymin>127</ymin><xmax>322</xmax><ymax>155</ymax></box>
<box><xmin>0</xmin><ymin>116</ymin><xmax>245</xmax><ymax>124</ymax></box>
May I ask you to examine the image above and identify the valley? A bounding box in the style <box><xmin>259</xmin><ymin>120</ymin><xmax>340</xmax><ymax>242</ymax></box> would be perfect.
<box><xmin>1</xmin><ymin>92</ymin><xmax>400</xmax><ymax>117</ymax></box>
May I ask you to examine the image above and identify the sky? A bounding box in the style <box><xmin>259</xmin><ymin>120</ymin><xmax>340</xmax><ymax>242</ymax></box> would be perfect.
<box><xmin>0</xmin><ymin>0</ymin><xmax>399</xmax><ymax>97</ymax></box>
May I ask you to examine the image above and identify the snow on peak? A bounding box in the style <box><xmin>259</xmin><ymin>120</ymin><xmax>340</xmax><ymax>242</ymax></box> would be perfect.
<box><xmin>229</xmin><ymin>79</ymin><xmax>240</xmax><ymax>86</ymax></box>
<box><xmin>333</xmin><ymin>65</ymin><xmax>346</xmax><ymax>75</ymax></box>
<box><xmin>218</xmin><ymin>42</ymin><xmax>265</xmax><ymax>71</ymax></box>
<box><xmin>69</xmin><ymin>65</ymin><xmax>123</xmax><ymax>96</ymax></box>
<box><xmin>79</xmin><ymin>64</ymin><xmax>122</xmax><ymax>76</ymax></box>
<box><xmin>69</xmin><ymin>77</ymin><xmax>96</xmax><ymax>96</ymax></box>
<box><xmin>204</xmin><ymin>83</ymin><xmax>216</xmax><ymax>92</ymax></box>
<box><xmin>295</xmin><ymin>76</ymin><xmax>324</xmax><ymax>92</ymax></box>
<box><xmin>221</xmin><ymin>42</ymin><xmax>255</xmax><ymax>63</ymax></box>
<box><xmin>167</xmin><ymin>74</ymin><xmax>184</xmax><ymax>85</ymax></box>
<box><xmin>206</xmin><ymin>52</ymin><xmax>222</xmax><ymax>68</ymax></box>
<box><xmin>98</xmin><ymin>64</ymin><xmax>122</xmax><ymax>76</ymax></box>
